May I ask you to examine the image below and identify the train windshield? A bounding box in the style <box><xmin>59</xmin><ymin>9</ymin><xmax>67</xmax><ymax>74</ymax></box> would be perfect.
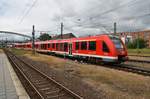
<box><xmin>109</xmin><ymin>35</ymin><xmax>123</xmax><ymax>49</ymax></box>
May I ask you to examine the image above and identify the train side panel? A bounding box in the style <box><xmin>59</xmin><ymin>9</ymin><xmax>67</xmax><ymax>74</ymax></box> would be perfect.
<box><xmin>14</xmin><ymin>35</ymin><xmax>128</xmax><ymax>63</ymax></box>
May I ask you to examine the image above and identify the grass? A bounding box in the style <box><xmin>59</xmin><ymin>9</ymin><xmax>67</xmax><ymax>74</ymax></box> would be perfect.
<box><xmin>77</xmin><ymin>65</ymin><xmax>150</xmax><ymax>98</ymax></box>
<box><xmin>127</xmin><ymin>48</ymin><xmax>150</xmax><ymax>69</ymax></box>
<box><xmin>11</xmin><ymin>48</ymin><xmax>150</xmax><ymax>99</ymax></box>
<box><xmin>10</xmin><ymin>48</ymin><xmax>39</xmax><ymax>56</ymax></box>
<box><xmin>128</xmin><ymin>48</ymin><xmax>150</xmax><ymax>56</ymax></box>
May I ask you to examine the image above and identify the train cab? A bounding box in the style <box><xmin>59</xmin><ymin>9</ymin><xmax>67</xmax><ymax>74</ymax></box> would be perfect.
<box><xmin>109</xmin><ymin>35</ymin><xmax>128</xmax><ymax>62</ymax></box>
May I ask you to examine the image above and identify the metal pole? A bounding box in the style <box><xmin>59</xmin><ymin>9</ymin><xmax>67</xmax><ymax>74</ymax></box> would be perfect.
<box><xmin>114</xmin><ymin>22</ymin><xmax>116</xmax><ymax>35</ymax></box>
<box><xmin>32</xmin><ymin>25</ymin><xmax>35</xmax><ymax>54</ymax></box>
<box><xmin>137</xmin><ymin>33</ymin><xmax>140</xmax><ymax>52</ymax></box>
<box><xmin>5</xmin><ymin>37</ymin><xmax>7</xmax><ymax>48</ymax></box>
<box><xmin>61</xmin><ymin>22</ymin><xmax>63</xmax><ymax>39</ymax></box>
<box><xmin>1</xmin><ymin>34</ymin><xmax>3</xmax><ymax>47</ymax></box>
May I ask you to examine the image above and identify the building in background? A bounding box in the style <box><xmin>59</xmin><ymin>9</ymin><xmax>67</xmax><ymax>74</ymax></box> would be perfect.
<box><xmin>116</xmin><ymin>30</ymin><xmax>150</xmax><ymax>48</ymax></box>
<box><xmin>52</xmin><ymin>33</ymin><xmax>76</xmax><ymax>40</ymax></box>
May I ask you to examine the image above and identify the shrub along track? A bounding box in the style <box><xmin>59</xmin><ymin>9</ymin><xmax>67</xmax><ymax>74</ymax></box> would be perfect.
<box><xmin>4</xmin><ymin>49</ymin><xmax>83</xmax><ymax>99</ymax></box>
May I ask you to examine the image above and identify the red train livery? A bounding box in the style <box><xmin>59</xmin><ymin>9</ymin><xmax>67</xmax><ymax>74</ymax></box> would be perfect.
<box><xmin>15</xmin><ymin>34</ymin><xmax>128</xmax><ymax>63</ymax></box>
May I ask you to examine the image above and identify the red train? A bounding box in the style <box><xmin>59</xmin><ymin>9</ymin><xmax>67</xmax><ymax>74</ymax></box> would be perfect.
<box><xmin>15</xmin><ymin>34</ymin><xmax>128</xmax><ymax>63</ymax></box>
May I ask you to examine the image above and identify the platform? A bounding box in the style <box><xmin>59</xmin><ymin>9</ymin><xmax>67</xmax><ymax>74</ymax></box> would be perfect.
<box><xmin>0</xmin><ymin>52</ymin><xmax>30</xmax><ymax>99</ymax></box>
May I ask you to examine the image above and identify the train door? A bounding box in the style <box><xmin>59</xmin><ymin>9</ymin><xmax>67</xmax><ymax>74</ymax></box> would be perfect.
<box><xmin>69</xmin><ymin>43</ymin><xmax>72</xmax><ymax>55</ymax></box>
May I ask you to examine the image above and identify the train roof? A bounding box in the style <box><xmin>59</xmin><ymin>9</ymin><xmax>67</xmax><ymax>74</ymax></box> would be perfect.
<box><xmin>15</xmin><ymin>34</ymin><xmax>118</xmax><ymax>45</ymax></box>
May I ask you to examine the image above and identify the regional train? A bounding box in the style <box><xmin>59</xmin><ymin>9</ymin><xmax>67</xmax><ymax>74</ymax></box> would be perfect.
<box><xmin>14</xmin><ymin>34</ymin><xmax>128</xmax><ymax>63</ymax></box>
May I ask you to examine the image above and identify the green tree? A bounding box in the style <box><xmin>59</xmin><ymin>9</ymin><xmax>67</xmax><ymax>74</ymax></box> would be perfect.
<box><xmin>38</xmin><ymin>33</ymin><xmax>51</xmax><ymax>41</ymax></box>
<box><xmin>127</xmin><ymin>38</ymin><xmax>147</xmax><ymax>49</ymax></box>
<box><xmin>127</xmin><ymin>42</ymin><xmax>134</xmax><ymax>48</ymax></box>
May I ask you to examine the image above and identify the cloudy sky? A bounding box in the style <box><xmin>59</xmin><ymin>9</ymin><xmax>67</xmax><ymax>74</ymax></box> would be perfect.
<box><xmin>0</xmin><ymin>0</ymin><xmax>150</xmax><ymax>38</ymax></box>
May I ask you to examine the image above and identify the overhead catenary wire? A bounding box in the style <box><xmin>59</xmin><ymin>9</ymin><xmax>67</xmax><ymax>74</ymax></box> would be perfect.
<box><xmin>19</xmin><ymin>0</ymin><xmax>38</xmax><ymax>24</ymax></box>
<box><xmin>16</xmin><ymin>0</ymin><xmax>150</xmax><ymax>37</ymax></box>
<box><xmin>16</xmin><ymin>0</ymin><xmax>30</xmax><ymax>23</ymax></box>
<box><xmin>68</xmin><ymin>0</ymin><xmax>147</xmax><ymax>32</ymax></box>
<box><xmin>118</xmin><ymin>13</ymin><xmax>150</xmax><ymax>21</ymax></box>
<box><xmin>71</xmin><ymin>0</ymin><xmax>143</xmax><ymax>25</ymax></box>
<box><xmin>87</xmin><ymin>0</ymin><xmax>143</xmax><ymax>19</ymax></box>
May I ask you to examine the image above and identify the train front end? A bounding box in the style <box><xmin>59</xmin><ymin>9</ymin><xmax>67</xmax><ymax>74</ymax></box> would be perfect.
<box><xmin>109</xmin><ymin>35</ymin><xmax>128</xmax><ymax>63</ymax></box>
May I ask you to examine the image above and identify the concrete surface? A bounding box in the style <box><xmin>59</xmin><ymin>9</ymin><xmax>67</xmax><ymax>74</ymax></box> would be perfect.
<box><xmin>0</xmin><ymin>52</ymin><xmax>30</xmax><ymax>99</ymax></box>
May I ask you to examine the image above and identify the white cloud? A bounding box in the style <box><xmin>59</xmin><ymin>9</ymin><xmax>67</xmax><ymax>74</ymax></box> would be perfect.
<box><xmin>0</xmin><ymin>0</ymin><xmax>150</xmax><ymax>40</ymax></box>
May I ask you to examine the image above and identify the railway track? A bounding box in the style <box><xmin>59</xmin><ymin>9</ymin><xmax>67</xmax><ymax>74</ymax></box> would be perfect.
<box><xmin>128</xmin><ymin>59</ymin><xmax>150</xmax><ymax>63</ymax></box>
<box><xmin>128</xmin><ymin>55</ymin><xmax>150</xmax><ymax>63</ymax></box>
<box><xmin>74</xmin><ymin>59</ymin><xmax>150</xmax><ymax>76</ymax></box>
<box><xmin>76</xmin><ymin>59</ymin><xmax>150</xmax><ymax>76</ymax></box>
<box><xmin>5</xmin><ymin>50</ymin><xmax>83</xmax><ymax>99</ymax></box>
<box><xmin>110</xmin><ymin>64</ymin><xmax>150</xmax><ymax>76</ymax></box>
<box><xmin>29</xmin><ymin>50</ymin><xmax>150</xmax><ymax>76</ymax></box>
<box><xmin>129</xmin><ymin>55</ymin><xmax>150</xmax><ymax>58</ymax></box>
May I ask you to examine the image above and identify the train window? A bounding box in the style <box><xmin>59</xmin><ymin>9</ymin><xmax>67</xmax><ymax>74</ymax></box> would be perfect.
<box><xmin>89</xmin><ymin>41</ymin><xmax>96</xmax><ymax>50</ymax></box>
<box><xmin>113</xmin><ymin>39</ymin><xmax>123</xmax><ymax>49</ymax></box>
<box><xmin>36</xmin><ymin>44</ymin><xmax>39</xmax><ymax>49</ymax></box>
<box><xmin>60</xmin><ymin>43</ymin><xmax>63</xmax><ymax>51</ymax></box>
<box><xmin>48</xmin><ymin>43</ymin><xmax>51</xmax><ymax>48</ymax></box>
<box><xmin>45</xmin><ymin>44</ymin><xmax>47</xmax><ymax>49</ymax></box>
<box><xmin>109</xmin><ymin>35</ymin><xmax>123</xmax><ymax>49</ymax></box>
<box><xmin>40</xmin><ymin>44</ymin><xmax>41</xmax><ymax>49</ymax></box>
<box><xmin>41</xmin><ymin>44</ymin><xmax>42</xmax><ymax>49</ymax></box>
<box><xmin>52</xmin><ymin>43</ymin><xmax>55</xmax><ymax>48</ymax></box>
<box><xmin>35</xmin><ymin>44</ymin><xmax>38</xmax><ymax>49</ymax></box>
<box><xmin>75</xmin><ymin>42</ymin><xmax>79</xmax><ymax>50</ymax></box>
<box><xmin>56</xmin><ymin>43</ymin><xmax>59</xmax><ymax>50</ymax></box>
<box><xmin>102</xmin><ymin>41</ymin><xmax>109</xmax><ymax>52</ymax></box>
<box><xmin>41</xmin><ymin>44</ymin><xmax>43</xmax><ymax>49</ymax></box>
<box><xmin>64</xmin><ymin>43</ymin><xmax>68</xmax><ymax>51</ymax></box>
<box><xmin>81</xmin><ymin>41</ymin><xmax>87</xmax><ymax>50</ymax></box>
<box><xmin>43</xmin><ymin>44</ymin><xmax>46</xmax><ymax>50</ymax></box>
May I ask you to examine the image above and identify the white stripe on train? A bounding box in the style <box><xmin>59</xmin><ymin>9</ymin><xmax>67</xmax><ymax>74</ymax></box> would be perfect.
<box><xmin>36</xmin><ymin>49</ymin><xmax>118</xmax><ymax>60</ymax></box>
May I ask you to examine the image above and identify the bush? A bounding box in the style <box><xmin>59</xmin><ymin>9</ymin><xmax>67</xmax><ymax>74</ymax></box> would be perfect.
<box><xmin>127</xmin><ymin>42</ymin><xmax>134</xmax><ymax>48</ymax></box>
<box><xmin>38</xmin><ymin>33</ymin><xmax>51</xmax><ymax>41</ymax></box>
<box><xmin>127</xmin><ymin>38</ymin><xmax>147</xmax><ymax>49</ymax></box>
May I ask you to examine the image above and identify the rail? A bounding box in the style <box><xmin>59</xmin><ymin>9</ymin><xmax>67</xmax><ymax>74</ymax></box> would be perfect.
<box><xmin>4</xmin><ymin>49</ymin><xmax>83</xmax><ymax>99</ymax></box>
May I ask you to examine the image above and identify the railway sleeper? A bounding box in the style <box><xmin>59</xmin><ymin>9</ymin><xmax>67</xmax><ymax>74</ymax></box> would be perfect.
<box><xmin>37</xmin><ymin>83</ymin><xmax>54</xmax><ymax>88</ymax></box>
<box><xmin>33</xmin><ymin>79</ymin><xmax>48</xmax><ymax>83</ymax></box>
<box><xmin>45</xmin><ymin>89</ymin><xmax>60</xmax><ymax>95</ymax></box>
<box><xmin>35</xmin><ymin>81</ymin><xmax>50</xmax><ymax>85</ymax></box>
<box><xmin>46</xmin><ymin>93</ymin><xmax>65</xmax><ymax>99</ymax></box>
<box><xmin>38</xmin><ymin>85</ymin><xmax>57</xmax><ymax>89</ymax></box>
<box><xmin>39</xmin><ymin>85</ymin><xmax>60</xmax><ymax>91</ymax></box>
<box><xmin>44</xmin><ymin>90</ymin><xmax>64</xmax><ymax>97</ymax></box>
<box><xmin>40</xmin><ymin>87</ymin><xmax>52</xmax><ymax>91</ymax></box>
